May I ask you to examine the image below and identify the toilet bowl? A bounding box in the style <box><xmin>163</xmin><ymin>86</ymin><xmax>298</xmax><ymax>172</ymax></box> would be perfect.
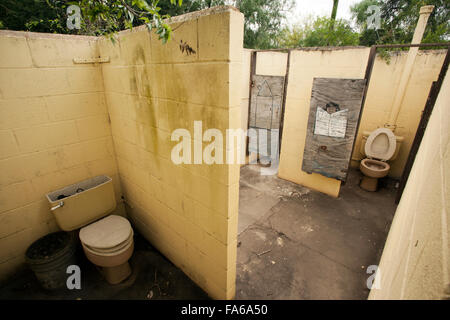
<box><xmin>80</xmin><ymin>215</ymin><xmax>134</xmax><ymax>284</ymax></box>
<box><xmin>359</xmin><ymin>128</ymin><xmax>396</xmax><ymax>192</ymax></box>
<box><xmin>46</xmin><ymin>175</ymin><xmax>134</xmax><ymax>285</ymax></box>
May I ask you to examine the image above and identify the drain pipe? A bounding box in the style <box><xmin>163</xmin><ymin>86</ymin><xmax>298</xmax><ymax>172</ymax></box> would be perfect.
<box><xmin>385</xmin><ymin>5</ymin><xmax>434</xmax><ymax>131</ymax></box>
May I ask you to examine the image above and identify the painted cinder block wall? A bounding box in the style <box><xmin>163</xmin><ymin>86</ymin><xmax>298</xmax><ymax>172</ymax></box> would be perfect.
<box><xmin>98</xmin><ymin>6</ymin><xmax>243</xmax><ymax>299</ymax></box>
<box><xmin>0</xmin><ymin>31</ymin><xmax>123</xmax><ymax>280</ymax></box>
<box><xmin>369</xmin><ymin>67</ymin><xmax>450</xmax><ymax>300</ymax></box>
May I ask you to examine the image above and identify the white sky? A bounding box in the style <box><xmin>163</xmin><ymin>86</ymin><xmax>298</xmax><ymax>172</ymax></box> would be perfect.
<box><xmin>286</xmin><ymin>0</ymin><xmax>361</xmax><ymax>25</ymax></box>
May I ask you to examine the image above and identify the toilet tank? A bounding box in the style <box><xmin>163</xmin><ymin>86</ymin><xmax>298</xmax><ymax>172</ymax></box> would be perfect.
<box><xmin>359</xmin><ymin>131</ymin><xmax>404</xmax><ymax>161</ymax></box>
<box><xmin>46</xmin><ymin>175</ymin><xmax>116</xmax><ymax>231</ymax></box>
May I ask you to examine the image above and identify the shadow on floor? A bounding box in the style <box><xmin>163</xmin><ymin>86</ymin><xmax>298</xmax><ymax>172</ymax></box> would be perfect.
<box><xmin>0</xmin><ymin>233</ymin><xmax>209</xmax><ymax>300</ymax></box>
<box><xmin>236</xmin><ymin>165</ymin><xmax>397</xmax><ymax>300</ymax></box>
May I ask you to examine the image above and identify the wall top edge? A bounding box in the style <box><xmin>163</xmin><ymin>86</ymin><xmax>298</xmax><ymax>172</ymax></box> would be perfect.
<box><xmin>292</xmin><ymin>46</ymin><xmax>369</xmax><ymax>52</ymax></box>
<box><xmin>380</xmin><ymin>49</ymin><xmax>447</xmax><ymax>56</ymax></box>
<box><xmin>114</xmin><ymin>5</ymin><xmax>241</xmax><ymax>36</ymax></box>
<box><xmin>0</xmin><ymin>29</ymin><xmax>98</xmax><ymax>41</ymax></box>
<box><xmin>0</xmin><ymin>5</ymin><xmax>240</xmax><ymax>41</ymax></box>
<box><xmin>246</xmin><ymin>46</ymin><xmax>447</xmax><ymax>55</ymax></box>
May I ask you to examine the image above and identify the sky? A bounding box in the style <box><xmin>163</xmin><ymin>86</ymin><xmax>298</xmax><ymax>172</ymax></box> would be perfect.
<box><xmin>286</xmin><ymin>0</ymin><xmax>361</xmax><ymax>26</ymax></box>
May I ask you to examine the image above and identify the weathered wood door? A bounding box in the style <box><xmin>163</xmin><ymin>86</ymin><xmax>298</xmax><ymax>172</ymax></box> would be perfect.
<box><xmin>302</xmin><ymin>78</ymin><xmax>366</xmax><ymax>181</ymax></box>
<box><xmin>248</xmin><ymin>75</ymin><xmax>285</xmax><ymax>157</ymax></box>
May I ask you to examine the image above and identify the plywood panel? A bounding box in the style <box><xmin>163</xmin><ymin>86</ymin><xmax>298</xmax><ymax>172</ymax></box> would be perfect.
<box><xmin>249</xmin><ymin>75</ymin><xmax>284</xmax><ymax>130</ymax></box>
<box><xmin>248</xmin><ymin>75</ymin><xmax>284</xmax><ymax>158</ymax></box>
<box><xmin>302</xmin><ymin>78</ymin><xmax>366</xmax><ymax>181</ymax></box>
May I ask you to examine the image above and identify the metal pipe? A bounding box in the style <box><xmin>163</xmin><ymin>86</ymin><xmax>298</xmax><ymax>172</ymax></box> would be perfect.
<box><xmin>386</xmin><ymin>5</ymin><xmax>435</xmax><ymax>130</ymax></box>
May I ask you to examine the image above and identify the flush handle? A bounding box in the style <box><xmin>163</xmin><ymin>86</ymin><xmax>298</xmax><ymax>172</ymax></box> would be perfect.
<box><xmin>51</xmin><ymin>201</ymin><xmax>64</xmax><ymax>211</ymax></box>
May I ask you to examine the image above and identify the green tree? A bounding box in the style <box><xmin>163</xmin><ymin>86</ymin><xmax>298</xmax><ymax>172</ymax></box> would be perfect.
<box><xmin>351</xmin><ymin>0</ymin><xmax>450</xmax><ymax>46</ymax></box>
<box><xmin>235</xmin><ymin>0</ymin><xmax>294</xmax><ymax>49</ymax></box>
<box><xmin>0</xmin><ymin>0</ymin><xmax>184</xmax><ymax>43</ymax></box>
<box><xmin>0</xmin><ymin>0</ymin><xmax>67</xmax><ymax>34</ymax></box>
<box><xmin>278</xmin><ymin>16</ymin><xmax>359</xmax><ymax>48</ymax></box>
<box><xmin>0</xmin><ymin>0</ymin><xmax>293</xmax><ymax>49</ymax></box>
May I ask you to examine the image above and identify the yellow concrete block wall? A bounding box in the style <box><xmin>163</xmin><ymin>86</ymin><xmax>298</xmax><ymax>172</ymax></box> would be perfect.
<box><xmin>99</xmin><ymin>6</ymin><xmax>243</xmax><ymax>299</ymax></box>
<box><xmin>369</xmin><ymin>67</ymin><xmax>450</xmax><ymax>300</ymax></box>
<box><xmin>0</xmin><ymin>31</ymin><xmax>122</xmax><ymax>281</ymax></box>
<box><xmin>351</xmin><ymin>50</ymin><xmax>446</xmax><ymax>178</ymax></box>
<box><xmin>278</xmin><ymin>47</ymin><xmax>370</xmax><ymax>197</ymax></box>
<box><xmin>255</xmin><ymin>51</ymin><xmax>288</xmax><ymax>77</ymax></box>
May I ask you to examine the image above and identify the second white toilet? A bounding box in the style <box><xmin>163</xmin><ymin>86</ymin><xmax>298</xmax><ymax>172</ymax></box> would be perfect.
<box><xmin>359</xmin><ymin>128</ymin><xmax>397</xmax><ymax>191</ymax></box>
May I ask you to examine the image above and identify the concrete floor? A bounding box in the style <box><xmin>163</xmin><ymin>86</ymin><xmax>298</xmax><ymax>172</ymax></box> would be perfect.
<box><xmin>236</xmin><ymin>164</ymin><xmax>397</xmax><ymax>299</ymax></box>
<box><xmin>0</xmin><ymin>234</ymin><xmax>208</xmax><ymax>300</ymax></box>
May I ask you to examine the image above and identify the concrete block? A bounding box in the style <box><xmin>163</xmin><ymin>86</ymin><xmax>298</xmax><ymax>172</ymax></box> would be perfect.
<box><xmin>97</xmin><ymin>36</ymin><xmax>123</xmax><ymax>66</ymax></box>
<box><xmin>110</xmin><ymin>115</ymin><xmax>138</xmax><ymax>144</ymax></box>
<box><xmin>0</xmin><ymin>98</ymin><xmax>49</xmax><ymax>130</ymax></box>
<box><xmin>46</xmin><ymin>93</ymin><xmax>107</xmax><ymax>121</ymax></box>
<box><xmin>150</xmin><ymin>19</ymin><xmax>197</xmax><ymax>63</ymax></box>
<box><xmin>255</xmin><ymin>51</ymin><xmax>288</xmax><ymax>76</ymax></box>
<box><xmin>14</xmin><ymin>121</ymin><xmax>79</xmax><ymax>153</ymax></box>
<box><xmin>198</xmin><ymin>9</ymin><xmax>243</xmax><ymax>62</ymax></box>
<box><xmin>0</xmin><ymin>68</ymin><xmax>71</xmax><ymax>98</ymax></box>
<box><xmin>164</xmin><ymin>62</ymin><xmax>230</xmax><ymax>108</ymax></box>
<box><xmin>182</xmin><ymin>170</ymin><xmax>229</xmax><ymax>216</ymax></box>
<box><xmin>27</xmin><ymin>37</ymin><xmax>98</xmax><ymax>67</ymax></box>
<box><xmin>0</xmin><ymin>156</ymin><xmax>27</xmax><ymax>187</ymax></box>
<box><xmin>194</xmin><ymin>201</ymin><xmax>238</xmax><ymax>245</ymax></box>
<box><xmin>85</xmin><ymin>157</ymin><xmax>118</xmax><ymax>178</ymax></box>
<box><xmin>119</xmin><ymin>28</ymin><xmax>152</xmax><ymax>65</ymax></box>
<box><xmin>76</xmin><ymin>114</ymin><xmax>111</xmax><ymax>141</ymax></box>
<box><xmin>29</xmin><ymin>164</ymin><xmax>90</xmax><ymax>196</ymax></box>
<box><xmin>0</xmin><ymin>35</ymin><xmax>33</xmax><ymax>68</ymax></box>
<box><xmin>19</xmin><ymin>147</ymin><xmax>67</xmax><ymax>179</ymax></box>
<box><xmin>0</xmin><ymin>181</ymin><xmax>37</xmax><ymax>214</ymax></box>
<box><xmin>67</xmin><ymin>67</ymin><xmax>103</xmax><ymax>93</ymax></box>
<box><xmin>0</xmin><ymin>130</ymin><xmax>19</xmax><ymax>160</ymax></box>
<box><xmin>0</xmin><ymin>200</ymin><xmax>53</xmax><ymax>239</ymax></box>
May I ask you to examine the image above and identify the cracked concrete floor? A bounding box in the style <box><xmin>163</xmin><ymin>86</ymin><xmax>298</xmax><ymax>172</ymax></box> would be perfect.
<box><xmin>236</xmin><ymin>164</ymin><xmax>397</xmax><ymax>300</ymax></box>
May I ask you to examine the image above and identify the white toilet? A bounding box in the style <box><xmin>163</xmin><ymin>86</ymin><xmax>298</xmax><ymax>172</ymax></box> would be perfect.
<box><xmin>359</xmin><ymin>128</ymin><xmax>397</xmax><ymax>192</ymax></box>
<box><xmin>79</xmin><ymin>215</ymin><xmax>134</xmax><ymax>284</ymax></box>
<box><xmin>46</xmin><ymin>175</ymin><xmax>134</xmax><ymax>284</ymax></box>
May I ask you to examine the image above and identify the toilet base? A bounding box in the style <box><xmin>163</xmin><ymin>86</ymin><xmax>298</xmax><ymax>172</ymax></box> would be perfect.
<box><xmin>98</xmin><ymin>262</ymin><xmax>131</xmax><ymax>285</ymax></box>
<box><xmin>360</xmin><ymin>176</ymin><xmax>378</xmax><ymax>192</ymax></box>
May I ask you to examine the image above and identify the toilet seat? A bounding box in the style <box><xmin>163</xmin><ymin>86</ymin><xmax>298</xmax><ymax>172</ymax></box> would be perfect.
<box><xmin>82</xmin><ymin>231</ymin><xmax>134</xmax><ymax>256</ymax></box>
<box><xmin>79</xmin><ymin>215</ymin><xmax>133</xmax><ymax>256</ymax></box>
<box><xmin>364</xmin><ymin>128</ymin><xmax>396</xmax><ymax>161</ymax></box>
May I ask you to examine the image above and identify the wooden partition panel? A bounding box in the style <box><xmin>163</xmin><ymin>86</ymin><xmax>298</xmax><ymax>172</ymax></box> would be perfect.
<box><xmin>302</xmin><ymin>77</ymin><xmax>366</xmax><ymax>181</ymax></box>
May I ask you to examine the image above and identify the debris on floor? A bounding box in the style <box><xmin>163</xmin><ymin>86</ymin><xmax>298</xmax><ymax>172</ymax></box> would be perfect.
<box><xmin>0</xmin><ymin>234</ymin><xmax>209</xmax><ymax>300</ymax></box>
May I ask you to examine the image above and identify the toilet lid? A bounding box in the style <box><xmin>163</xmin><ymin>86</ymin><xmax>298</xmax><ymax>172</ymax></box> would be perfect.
<box><xmin>79</xmin><ymin>215</ymin><xmax>132</xmax><ymax>250</ymax></box>
<box><xmin>365</xmin><ymin>128</ymin><xmax>396</xmax><ymax>161</ymax></box>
